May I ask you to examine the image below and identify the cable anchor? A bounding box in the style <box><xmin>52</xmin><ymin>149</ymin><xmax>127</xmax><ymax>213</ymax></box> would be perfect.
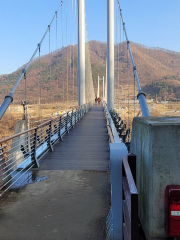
<box><xmin>137</xmin><ymin>91</ymin><xmax>146</xmax><ymax>99</ymax></box>
<box><xmin>22</xmin><ymin>69</ymin><xmax>26</xmax><ymax>79</ymax></box>
<box><xmin>133</xmin><ymin>66</ymin><xmax>136</xmax><ymax>71</ymax></box>
<box><xmin>38</xmin><ymin>43</ymin><xmax>41</xmax><ymax>53</ymax></box>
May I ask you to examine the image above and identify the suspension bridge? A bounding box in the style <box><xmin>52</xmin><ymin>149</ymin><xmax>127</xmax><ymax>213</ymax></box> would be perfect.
<box><xmin>0</xmin><ymin>1</ymin><xmax>180</xmax><ymax>240</ymax></box>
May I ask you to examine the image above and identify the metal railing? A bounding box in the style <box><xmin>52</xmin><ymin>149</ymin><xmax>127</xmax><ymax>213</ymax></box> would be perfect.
<box><xmin>122</xmin><ymin>154</ymin><xmax>138</xmax><ymax>240</ymax></box>
<box><xmin>0</xmin><ymin>102</ymin><xmax>92</xmax><ymax>196</ymax></box>
<box><xmin>104</xmin><ymin>102</ymin><xmax>139</xmax><ymax>240</ymax></box>
<box><xmin>104</xmin><ymin>102</ymin><xmax>127</xmax><ymax>240</ymax></box>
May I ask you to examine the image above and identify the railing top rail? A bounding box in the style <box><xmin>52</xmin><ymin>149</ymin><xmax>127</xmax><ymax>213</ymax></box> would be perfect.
<box><xmin>0</xmin><ymin>104</ymin><xmax>87</xmax><ymax>144</ymax></box>
<box><xmin>123</xmin><ymin>157</ymin><xmax>138</xmax><ymax>194</ymax></box>
<box><xmin>105</xmin><ymin>111</ymin><xmax>115</xmax><ymax>143</ymax></box>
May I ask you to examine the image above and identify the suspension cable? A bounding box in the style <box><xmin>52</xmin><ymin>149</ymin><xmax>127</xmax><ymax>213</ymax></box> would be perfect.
<box><xmin>61</xmin><ymin>5</ymin><xmax>65</xmax><ymax>111</ymax></box>
<box><xmin>119</xmin><ymin>8</ymin><xmax>121</xmax><ymax>117</ymax></box>
<box><xmin>69</xmin><ymin>0</ymin><xmax>72</xmax><ymax>106</ymax></box>
<box><xmin>38</xmin><ymin>44</ymin><xmax>42</xmax><ymax>122</ymax></box>
<box><xmin>66</xmin><ymin>2</ymin><xmax>69</xmax><ymax>110</ymax></box>
<box><xmin>134</xmin><ymin>74</ymin><xmax>136</xmax><ymax>117</ymax></box>
<box><xmin>0</xmin><ymin>1</ymin><xmax>65</xmax><ymax>121</ymax></box>
<box><xmin>127</xmin><ymin>41</ymin><xmax>130</xmax><ymax>140</ymax></box>
<box><xmin>72</xmin><ymin>0</ymin><xmax>75</xmax><ymax>105</ymax></box>
<box><xmin>55</xmin><ymin>11</ymin><xmax>59</xmax><ymax>114</ymax></box>
<box><xmin>117</xmin><ymin>5</ymin><xmax>120</xmax><ymax>114</ymax></box>
<box><xmin>117</xmin><ymin>0</ymin><xmax>150</xmax><ymax>117</ymax></box>
<box><xmin>115</xmin><ymin>4</ymin><xmax>118</xmax><ymax>109</ymax></box>
<box><xmin>123</xmin><ymin>30</ymin><xmax>125</xmax><ymax>121</ymax></box>
<box><xmin>48</xmin><ymin>25</ymin><xmax>52</xmax><ymax>115</ymax></box>
<box><xmin>23</xmin><ymin>69</ymin><xmax>27</xmax><ymax>120</ymax></box>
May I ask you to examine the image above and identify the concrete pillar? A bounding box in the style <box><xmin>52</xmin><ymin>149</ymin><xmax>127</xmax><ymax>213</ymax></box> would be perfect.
<box><xmin>97</xmin><ymin>75</ymin><xmax>100</xmax><ymax>98</ymax></box>
<box><xmin>103</xmin><ymin>76</ymin><xmax>105</xmax><ymax>100</ymax></box>
<box><xmin>105</xmin><ymin>61</ymin><xmax>107</xmax><ymax>102</ymax></box>
<box><xmin>78</xmin><ymin>0</ymin><xmax>85</xmax><ymax>106</ymax></box>
<box><xmin>107</xmin><ymin>0</ymin><xmax>114</xmax><ymax>109</ymax></box>
<box><xmin>10</xmin><ymin>120</ymin><xmax>30</xmax><ymax>170</ymax></box>
<box><xmin>130</xmin><ymin>117</ymin><xmax>180</xmax><ymax>239</ymax></box>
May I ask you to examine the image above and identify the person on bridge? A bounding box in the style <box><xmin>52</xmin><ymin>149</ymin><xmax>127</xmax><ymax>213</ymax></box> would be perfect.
<box><xmin>97</xmin><ymin>97</ymin><xmax>101</xmax><ymax>104</ymax></box>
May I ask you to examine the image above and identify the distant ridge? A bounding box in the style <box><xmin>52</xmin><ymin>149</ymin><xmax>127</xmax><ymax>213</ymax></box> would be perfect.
<box><xmin>0</xmin><ymin>40</ymin><xmax>180</xmax><ymax>102</ymax></box>
<box><xmin>131</xmin><ymin>42</ymin><xmax>180</xmax><ymax>56</ymax></box>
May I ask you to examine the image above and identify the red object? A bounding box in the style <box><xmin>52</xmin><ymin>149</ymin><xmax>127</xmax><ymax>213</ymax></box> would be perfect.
<box><xmin>165</xmin><ymin>185</ymin><xmax>180</xmax><ymax>237</ymax></box>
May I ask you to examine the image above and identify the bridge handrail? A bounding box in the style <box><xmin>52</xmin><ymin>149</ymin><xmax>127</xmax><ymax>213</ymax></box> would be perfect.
<box><xmin>103</xmin><ymin>102</ymin><xmax>122</xmax><ymax>143</ymax></box>
<box><xmin>0</xmin><ymin>102</ymin><xmax>92</xmax><ymax>197</ymax></box>
<box><xmin>0</xmin><ymin>111</ymin><xmax>69</xmax><ymax>144</ymax></box>
<box><xmin>122</xmin><ymin>154</ymin><xmax>138</xmax><ymax>240</ymax></box>
<box><xmin>105</xmin><ymin>113</ymin><xmax>115</xmax><ymax>143</ymax></box>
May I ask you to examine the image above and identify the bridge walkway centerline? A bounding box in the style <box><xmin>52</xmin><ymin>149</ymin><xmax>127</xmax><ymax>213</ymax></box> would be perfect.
<box><xmin>0</xmin><ymin>104</ymin><xmax>111</xmax><ymax>240</ymax></box>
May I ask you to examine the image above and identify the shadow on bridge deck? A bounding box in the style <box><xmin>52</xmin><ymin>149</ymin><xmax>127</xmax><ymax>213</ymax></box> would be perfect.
<box><xmin>0</xmin><ymin>104</ymin><xmax>110</xmax><ymax>240</ymax></box>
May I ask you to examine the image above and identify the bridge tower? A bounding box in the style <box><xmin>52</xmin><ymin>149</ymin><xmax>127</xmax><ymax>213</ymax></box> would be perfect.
<box><xmin>78</xmin><ymin>0</ymin><xmax>86</xmax><ymax>106</ymax></box>
<box><xmin>107</xmin><ymin>0</ymin><xmax>114</xmax><ymax>109</ymax></box>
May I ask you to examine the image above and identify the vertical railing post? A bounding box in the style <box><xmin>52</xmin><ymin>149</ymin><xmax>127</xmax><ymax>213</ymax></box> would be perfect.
<box><xmin>79</xmin><ymin>107</ymin><xmax>81</xmax><ymax>120</ymax></box>
<box><xmin>77</xmin><ymin>109</ymin><xmax>79</xmax><ymax>122</ymax></box>
<box><xmin>58</xmin><ymin>116</ymin><xmax>63</xmax><ymax>141</ymax></box>
<box><xmin>75</xmin><ymin>110</ymin><xmax>77</xmax><ymax>124</ymax></box>
<box><xmin>71</xmin><ymin>110</ymin><xmax>74</xmax><ymax>128</ymax></box>
<box><xmin>79</xmin><ymin>107</ymin><xmax>82</xmax><ymax>118</ymax></box>
<box><xmin>48</xmin><ymin>121</ymin><xmax>53</xmax><ymax>151</ymax></box>
<box><xmin>32</xmin><ymin>128</ymin><xmax>39</xmax><ymax>168</ymax></box>
<box><xmin>66</xmin><ymin>113</ymin><xmax>69</xmax><ymax>133</ymax></box>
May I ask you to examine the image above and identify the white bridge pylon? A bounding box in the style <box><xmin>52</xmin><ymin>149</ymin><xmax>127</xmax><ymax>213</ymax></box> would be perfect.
<box><xmin>97</xmin><ymin>75</ymin><xmax>105</xmax><ymax>101</ymax></box>
<box><xmin>78</xmin><ymin>0</ymin><xmax>114</xmax><ymax>107</ymax></box>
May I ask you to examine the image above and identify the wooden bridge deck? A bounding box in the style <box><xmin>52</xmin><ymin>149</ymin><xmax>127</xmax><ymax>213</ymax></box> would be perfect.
<box><xmin>0</xmin><ymin>104</ymin><xmax>110</xmax><ymax>240</ymax></box>
<box><xmin>40</xmin><ymin>104</ymin><xmax>109</xmax><ymax>171</ymax></box>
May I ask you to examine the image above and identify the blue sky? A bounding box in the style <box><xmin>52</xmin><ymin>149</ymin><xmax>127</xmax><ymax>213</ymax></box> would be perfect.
<box><xmin>0</xmin><ymin>0</ymin><xmax>180</xmax><ymax>75</ymax></box>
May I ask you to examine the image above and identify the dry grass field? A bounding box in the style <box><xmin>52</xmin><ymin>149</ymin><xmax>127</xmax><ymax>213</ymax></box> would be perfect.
<box><xmin>1</xmin><ymin>98</ymin><xmax>180</xmax><ymax>141</ymax></box>
<box><xmin>0</xmin><ymin>101</ymin><xmax>79</xmax><ymax>139</ymax></box>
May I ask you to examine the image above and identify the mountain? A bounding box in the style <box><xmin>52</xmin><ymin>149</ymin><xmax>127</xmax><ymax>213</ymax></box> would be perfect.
<box><xmin>0</xmin><ymin>40</ymin><xmax>180</xmax><ymax>104</ymax></box>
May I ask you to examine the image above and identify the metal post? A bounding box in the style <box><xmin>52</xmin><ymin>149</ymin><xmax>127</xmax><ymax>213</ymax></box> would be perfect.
<box><xmin>66</xmin><ymin>113</ymin><xmax>69</xmax><ymax>133</ymax></box>
<box><xmin>58</xmin><ymin>116</ymin><xmax>63</xmax><ymax>141</ymax></box>
<box><xmin>71</xmin><ymin>111</ymin><xmax>74</xmax><ymax>128</ymax></box>
<box><xmin>107</xmin><ymin>0</ymin><xmax>114</xmax><ymax>110</ymax></box>
<box><xmin>78</xmin><ymin>0</ymin><xmax>85</xmax><ymax>106</ymax></box>
<box><xmin>32</xmin><ymin>128</ymin><xmax>40</xmax><ymax>168</ymax></box>
<box><xmin>48</xmin><ymin>121</ymin><xmax>53</xmax><ymax>151</ymax></box>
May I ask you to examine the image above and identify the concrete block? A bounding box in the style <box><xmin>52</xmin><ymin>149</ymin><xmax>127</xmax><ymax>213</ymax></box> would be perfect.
<box><xmin>10</xmin><ymin>120</ymin><xmax>29</xmax><ymax>170</ymax></box>
<box><xmin>130</xmin><ymin>117</ymin><xmax>180</xmax><ymax>239</ymax></box>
